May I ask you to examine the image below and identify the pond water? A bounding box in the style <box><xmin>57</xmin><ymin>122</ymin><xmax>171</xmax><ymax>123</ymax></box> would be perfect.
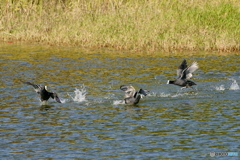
<box><xmin>0</xmin><ymin>44</ymin><xmax>239</xmax><ymax>159</ymax></box>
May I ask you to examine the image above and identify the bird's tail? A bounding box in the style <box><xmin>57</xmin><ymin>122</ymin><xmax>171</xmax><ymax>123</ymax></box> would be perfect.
<box><xmin>167</xmin><ymin>80</ymin><xmax>174</xmax><ymax>84</ymax></box>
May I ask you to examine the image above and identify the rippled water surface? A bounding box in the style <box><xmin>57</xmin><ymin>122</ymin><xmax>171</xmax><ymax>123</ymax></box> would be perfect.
<box><xmin>0</xmin><ymin>44</ymin><xmax>239</xmax><ymax>159</ymax></box>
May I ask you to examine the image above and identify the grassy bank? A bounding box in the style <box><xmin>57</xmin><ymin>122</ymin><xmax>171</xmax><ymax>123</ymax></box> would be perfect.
<box><xmin>0</xmin><ymin>0</ymin><xmax>240</xmax><ymax>53</ymax></box>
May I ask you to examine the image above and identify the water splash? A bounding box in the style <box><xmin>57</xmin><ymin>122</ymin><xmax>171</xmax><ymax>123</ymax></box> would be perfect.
<box><xmin>148</xmin><ymin>92</ymin><xmax>157</xmax><ymax>97</ymax></box>
<box><xmin>146</xmin><ymin>91</ymin><xmax>197</xmax><ymax>98</ymax></box>
<box><xmin>68</xmin><ymin>85</ymin><xmax>87</xmax><ymax>102</ymax></box>
<box><xmin>60</xmin><ymin>98</ymin><xmax>67</xmax><ymax>103</ymax></box>
<box><xmin>215</xmin><ymin>85</ymin><xmax>225</xmax><ymax>91</ymax></box>
<box><xmin>229</xmin><ymin>79</ymin><xmax>239</xmax><ymax>90</ymax></box>
<box><xmin>113</xmin><ymin>100</ymin><xmax>125</xmax><ymax>105</ymax></box>
<box><xmin>171</xmin><ymin>92</ymin><xmax>191</xmax><ymax>98</ymax></box>
<box><xmin>159</xmin><ymin>92</ymin><xmax>171</xmax><ymax>97</ymax></box>
<box><xmin>104</xmin><ymin>93</ymin><xmax>115</xmax><ymax>99</ymax></box>
<box><xmin>40</xmin><ymin>101</ymin><xmax>48</xmax><ymax>105</ymax></box>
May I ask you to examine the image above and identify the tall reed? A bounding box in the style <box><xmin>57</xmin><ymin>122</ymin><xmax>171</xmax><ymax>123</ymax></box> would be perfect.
<box><xmin>0</xmin><ymin>0</ymin><xmax>240</xmax><ymax>52</ymax></box>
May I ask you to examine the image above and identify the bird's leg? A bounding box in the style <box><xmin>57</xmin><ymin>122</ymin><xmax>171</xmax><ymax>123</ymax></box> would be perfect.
<box><xmin>191</xmin><ymin>86</ymin><xmax>197</xmax><ymax>91</ymax></box>
<box><xmin>181</xmin><ymin>87</ymin><xmax>186</xmax><ymax>90</ymax></box>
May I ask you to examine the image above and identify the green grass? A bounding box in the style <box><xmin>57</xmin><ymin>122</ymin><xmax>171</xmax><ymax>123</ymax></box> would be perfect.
<box><xmin>0</xmin><ymin>0</ymin><xmax>240</xmax><ymax>53</ymax></box>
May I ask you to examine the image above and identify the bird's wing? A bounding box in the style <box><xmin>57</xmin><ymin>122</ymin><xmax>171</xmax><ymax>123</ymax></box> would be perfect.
<box><xmin>50</xmin><ymin>92</ymin><xmax>62</xmax><ymax>103</ymax></box>
<box><xmin>185</xmin><ymin>62</ymin><xmax>199</xmax><ymax>79</ymax></box>
<box><xmin>20</xmin><ymin>80</ymin><xmax>42</xmax><ymax>93</ymax></box>
<box><xmin>177</xmin><ymin>60</ymin><xmax>187</xmax><ymax>78</ymax></box>
<box><xmin>120</xmin><ymin>85</ymin><xmax>130</xmax><ymax>91</ymax></box>
<box><xmin>120</xmin><ymin>85</ymin><xmax>136</xmax><ymax>98</ymax></box>
<box><xmin>180</xmin><ymin>61</ymin><xmax>199</xmax><ymax>79</ymax></box>
<box><xmin>120</xmin><ymin>85</ymin><xmax>136</xmax><ymax>92</ymax></box>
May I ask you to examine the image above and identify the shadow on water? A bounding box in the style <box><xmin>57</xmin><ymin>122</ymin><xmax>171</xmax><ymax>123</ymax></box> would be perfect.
<box><xmin>39</xmin><ymin>105</ymin><xmax>54</xmax><ymax>111</ymax></box>
<box><xmin>0</xmin><ymin>44</ymin><xmax>239</xmax><ymax>159</ymax></box>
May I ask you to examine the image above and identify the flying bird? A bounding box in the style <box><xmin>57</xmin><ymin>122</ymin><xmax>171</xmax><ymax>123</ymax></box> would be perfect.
<box><xmin>21</xmin><ymin>80</ymin><xmax>61</xmax><ymax>103</ymax></box>
<box><xmin>120</xmin><ymin>85</ymin><xmax>149</xmax><ymax>105</ymax></box>
<box><xmin>167</xmin><ymin>59</ymin><xmax>199</xmax><ymax>89</ymax></box>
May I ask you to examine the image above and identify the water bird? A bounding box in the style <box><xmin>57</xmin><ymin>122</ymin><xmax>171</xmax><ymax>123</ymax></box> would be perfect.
<box><xmin>20</xmin><ymin>80</ymin><xmax>61</xmax><ymax>103</ymax></box>
<box><xmin>120</xmin><ymin>85</ymin><xmax>149</xmax><ymax>105</ymax></box>
<box><xmin>167</xmin><ymin>59</ymin><xmax>199</xmax><ymax>89</ymax></box>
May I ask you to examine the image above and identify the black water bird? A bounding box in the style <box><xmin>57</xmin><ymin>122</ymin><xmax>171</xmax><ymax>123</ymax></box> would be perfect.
<box><xmin>120</xmin><ymin>85</ymin><xmax>149</xmax><ymax>105</ymax></box>
<box><xmin>21</xmin><ymin>80</ymin><xmax>61</xmax><ymax>103</ymax></box>
<box><xmin>167</xmin><ymin>60</ymin><xmax>199</xmax><ymax>88</ymax></box>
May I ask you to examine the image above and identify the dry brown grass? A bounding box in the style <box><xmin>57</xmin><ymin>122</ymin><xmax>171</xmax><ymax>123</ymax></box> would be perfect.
<box><xmin>1</xmin><ymin>0</ymin><xmax>240</xmax><ymax>53</ymax></box>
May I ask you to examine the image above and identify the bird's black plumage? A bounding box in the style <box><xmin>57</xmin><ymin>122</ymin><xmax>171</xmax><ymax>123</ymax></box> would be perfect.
<box><xmin>167</xmin><ymin>60</ymin><xmax>199</xmax><ymax>88</ymax></box>
<box><xmin>120</xmin><ymin>85</ymin><xmax>148</xmax><ymax>105</ymax></box>
<box><xmin>21</xmin><ymin>80</ymin><xmax>61</xmax><ymax>103</ymax></box>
